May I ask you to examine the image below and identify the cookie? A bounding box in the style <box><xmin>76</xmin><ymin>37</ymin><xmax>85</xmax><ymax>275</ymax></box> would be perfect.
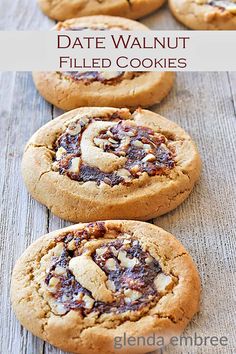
<box><xmin>11</xmin><ymin>220</ymin><xmax>201</xmax><ymax>354</ymax></box>
<box><xmin>169</xmin><ymin>0</ymin><xmax>236</xmax><ymax>29</ymax></box>
<box><xmin>38</xmin><ymin>0</ymin><xmax>165</xmax><ymax>21</ymax></box>
<box><xmin>33</xmin><ymin>16</ymin><xmax>174</xmax><ymax>111</ymax></box>
<box><xmin>21</xmin><ymin>107</ymin><xmax>201</xmax><ymax>222</ymax></box>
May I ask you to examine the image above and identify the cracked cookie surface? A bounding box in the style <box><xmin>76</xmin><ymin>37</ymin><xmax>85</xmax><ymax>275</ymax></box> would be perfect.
<box><xmin>11</xmin><ymin>220</ymin><xmax>201</xmax><ymax>354</ymax></box>
<box><xmin>21</xmin><ymin>107</ymin><xmax>201</xmax><ymax>222</ymax></box>
<box><xmin>169</xmin><ymin>0</ymin><xmax>236</xmax><ymax>29</ymax></box>
<box><xmin>32</xmin><ymin>16</ymin><xmax>175</xmax><ymax>110</ymax></box>
<box><xmin>38</xmin><ymin>0</ymin><xmax>166</xmax><ymax>21</ymax></box>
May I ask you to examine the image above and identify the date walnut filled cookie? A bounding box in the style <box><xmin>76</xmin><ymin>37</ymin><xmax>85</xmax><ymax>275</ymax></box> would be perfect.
<box><xmin>11</xmin><ymin>220</ymin><xmax>201</xmax><ymax>354</ymax></box>
<box><xmin>169</xmin><ymin>0</ymin><xmax>236</xmax><ymax>29</ymax></box>
<box><xmin>33</xmin><ymin>16</ymin><xmax>175</xmax><ymax>110</ymax></box>
<box><xmin>38</xmin><ymin>0</ymin><xmax>166</xmax><ymax>21</ymax></box>
<box><xmin>22</xmin><ymin>107</ymin><xmax>201</xmax><ymax>222</ymax></box>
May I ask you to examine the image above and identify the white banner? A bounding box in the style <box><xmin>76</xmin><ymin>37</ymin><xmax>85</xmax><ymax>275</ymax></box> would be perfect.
<box><xmin>0</xmin><ymin>31</ymin><xmax>235</xmax><ymax>71</ymax></box>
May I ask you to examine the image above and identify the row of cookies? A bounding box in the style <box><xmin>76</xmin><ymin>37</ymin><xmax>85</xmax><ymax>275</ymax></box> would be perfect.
<box><xmin>38</xmin><ymin>0</ymin><xmax>236</xmax><ymax>29</ymax></box>
<box><xmin>11</xmin><ymin>14</ymin><xmax>201</xmax><ymax>354</ymax></box>
<box><xmin>12</xmin><ymin>107</ymin><xmax>201</xmax><ymax>354</ymax></box>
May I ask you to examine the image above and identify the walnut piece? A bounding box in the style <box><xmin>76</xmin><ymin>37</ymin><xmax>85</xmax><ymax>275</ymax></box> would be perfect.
<box><xmin>124</xmin><ymin>289</ymin><xmax>142</xmax><ymax>303</ymax></box>
<box><xmin>118</xmin><ymin>250</ymin><xmax>139</xmax><ymax>268</ymax></box>
<box><xmin>142</xmin><ymin>153</ymin><xmax>156</xmax><ymax>162</ymax></box>
<box><xmin>54</xmin><ymin>266</ymin><xmax>66</xmax><ymax>275</ymax></box>
<box><xmin>105</xmin><ymin>258</ymin><xmax>117</xmax><ymax>271</ymax></box>
<box><xmin>83</xmin><ymin>294</ymin><xmax>95</xmax><ymax>309</ymax></box>
<box><xmin>69</xmin><ymin>157</ymin><xmax>81</xmax><ymax>173</ymax></box>
<box><xmin>51</xmin><ymin>302</ymin><xmax>68</xmax><ymax>315</ymax></box>
<box><xmin>56</xmin><ymin>147</ymin><xmax>67</xmax><ymax>160</ymax></box>
<box><xmin>154</xmin><ymin>273</ymin><xmax>173</xmax><ymax>294</ymax></box>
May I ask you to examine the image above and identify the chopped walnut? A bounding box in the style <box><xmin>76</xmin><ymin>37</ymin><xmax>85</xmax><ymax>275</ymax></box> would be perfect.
<box><xmin>154</xmin><ymin>273</ymin><xmax>173</xmax><ymax>294</ymax></box>
<box><xmin>106</xmin><ymin>280</ymin><xmax>116</xmax><ymax>292</ymax></box>
<box><xmin>48</xmin><ymin>277</ymin><xmax>60</xmax><ymax>293</ymax></box>
<box><xmin>105</xmin><ymin>258</ymin><xmax>117</xmax><ymax>271</ymax></box>
<box><xmin>99</xmin><ymin>71</ymin><xmax>123</xmax><ymax>80</ymax></box>
<box><xmin>145</xmin><ymin>256</ymin><xmax>153</xmax><ymax>264</ymax></box>
<box><xmin>118</xmin><ymin>250</ymin><xmax>139</xmax><ymax>268</ymax></box>
<box><xmin>52</xmin><ymin>243</ymin><xmax>64</xmax><ymax>257</ymax></box>
<box><xmin>143</xmin><ymin>143</ymin><xmax>152</xmax><ymax>151</ymax></box>
<box><xmin>56</xmin><ymin>147</ymin><xmax>67</xmax><ymax>160</ymax></box>
<box><xmin>142</xmin><ymin>154</ymin><xmax>156</xmax><ymax>162</ymax></box>
<box><xmin>133</xmin><ymin>140</ymin><xmax>144</xmax><ymax>148</ymax></box>
<box><xmin>54</xmin><ymin>266</ymin><xmax>66</xmax><ymax>275</ymax></box>
<box><xmin>96</xmin><ymin>247</ymin><xmax>108</xmax><ymax>257</ymax></box>
<box><xmin>124</xmin><ymin>289</ymin><xmax>142</xmax><ymax>303</ymax></box>
<box><xmin>69</xmin><ymin>157</ymin><xmax>81</xmax><ymax>173</ymax></box>
<box><xmin>120</xmin><ymin>136</ymin><xmax>131</xmax><ymax>150</ymax></box>
<box><xmin>108</xmin><ymin>137</ymin><xmax>119</xmax><ymax>145</ymax></box>
<box><xmin>116</xmin><ymin>168</ymin><xmax>131</xmax><ymax>181</ymax></box>
<box><xmin>67</xmin><ymin>239</ymin><xmax>76</xmax><ymax>251</ymax></box>
<box><xmin>51</xmin><ymin>301</ymin><xmax>68</xmax><ymax>315</ymax></box>
<box><xmin>110</xmin><ymin>246</ymin><xmax>118</xmax><ymax>257</ymax></box>
<box><xmin>94</xmin><ymin>137</ymin><xmax>107</xmax><ymax>149</ymax></box>
<box><xmin>83</xmin><ymin>294</ymin><xmax>95</xmax><ymax>309</ymax></box>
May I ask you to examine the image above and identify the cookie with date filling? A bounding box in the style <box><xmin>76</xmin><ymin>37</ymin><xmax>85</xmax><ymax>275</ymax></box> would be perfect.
<box><xmin>32</xmin><ymin>16</ymin><xmax>174</xmax><ymax>110</ymax></box>
<box><xmin>38</xmin><ymin>0</ymin><xmax>165</xmax><ymax>21</ymax></box>
<box><xmin>11</xmin><ymin>220</ymin><xmax>200</xmax><ymax>354</ymax></box>
<box><xmin>21</xmin><ymin>107</ymin><xmax>201</xmax><ymax>222</ymax></box>
<box><xmin>169</xmin><ymin>0</ymin><xmax>236</xmax><ymax>29</ymax></box>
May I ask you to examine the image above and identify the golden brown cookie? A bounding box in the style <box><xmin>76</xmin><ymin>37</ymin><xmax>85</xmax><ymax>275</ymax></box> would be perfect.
<box><xmin>38</xmin><ymin>0</ymin><xmax>166</xmax><ymax>21</ymax></box>
<box><xmin>21</xmin><ymin>107</ymin><xmax>201</xmax><ymax>222</ymax></box>
<box><xmin>169</xmin><ymin>0</ymin><xmax>236</xmax><ymax>29</ymax></box>
<box><xmin>33</xmin><ymin>16</ymin><xmax>174</xmax><ymax>110</ymax></box>
<box><xmin>11</xmin><ymin>220</ymin><xmax>201</xmax><ymax>354</ymax></box>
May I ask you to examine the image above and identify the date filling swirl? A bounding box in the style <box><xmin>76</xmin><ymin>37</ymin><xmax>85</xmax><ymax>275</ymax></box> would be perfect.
<box><xmin>52</xmin><ymin>110</ymin><xmax>176</xmax><ymax>186</ymax></box>
<box><xmin>62</xmin><ymin>71</ymin><xmax>127</xmax><ymax>85</ymax></box>
<box><xmin>45</xmin><ymin>222</ymin><xmax>174</xmax><ymax>316</ymax></box>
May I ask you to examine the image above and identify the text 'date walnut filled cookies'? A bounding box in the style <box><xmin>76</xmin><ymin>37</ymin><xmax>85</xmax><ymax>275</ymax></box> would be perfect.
<box><xmin>32</xmin><ymin>16</ymin><xmax>175</xmax><ymax>110</ymax></box>
<box><xmin>21</xmin><ymin>107</ymin><xmax>201</xmax><ymax>222</ymax></box>
<box><xmin>11</xmin><ymin>220</ymin><xmax>201</xmax><ymax>354</ymax></box>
